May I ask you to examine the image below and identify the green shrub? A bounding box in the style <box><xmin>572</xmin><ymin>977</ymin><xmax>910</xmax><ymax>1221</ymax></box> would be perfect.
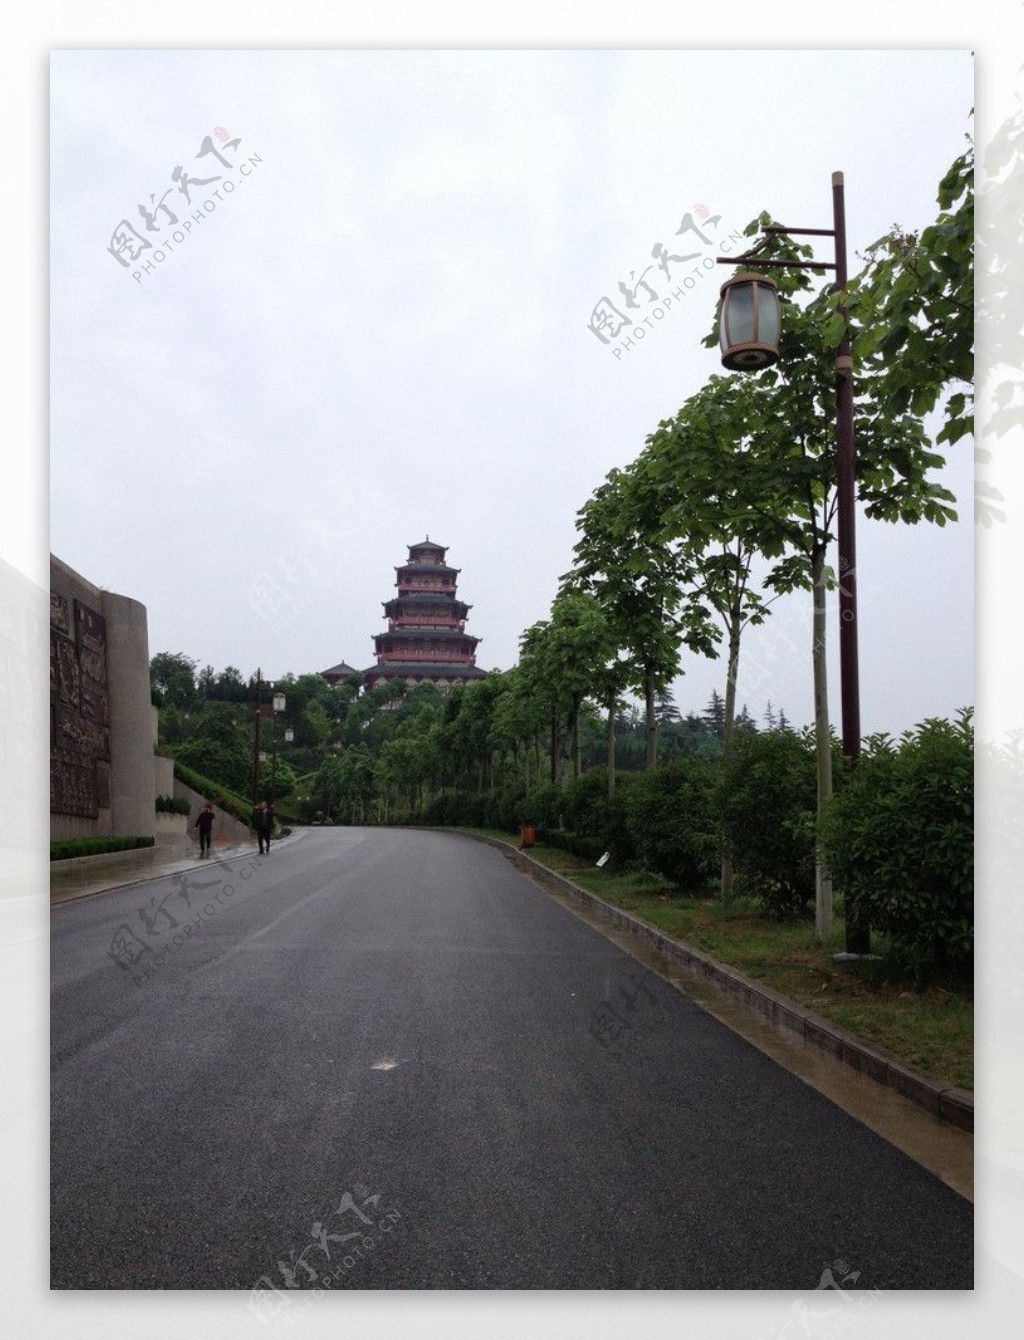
<box><xmin>717</xmin><ymin>729</ymin><xmax>818</xmax><ymax>917</ymax></box>
<box><xmin>494</xmin><ymin>785</ymin><xmax>529</xmax><ymax>835</ymax></box>
<box><xmin>560</xmin><ymin>768</ymin><xmax>636</xmax><ymax>864</ymax></box>
<box><xmin>51</xmin><ymin>836</ymin><xmax>155</xmax><ymax>862</ymax></box>
<box><xmin>624</xmin><ymin>758</ymin><xmax>720</xmax><ymax>889</ymax></box>
<box><xmin>155</xmin><ymin>794</ymin><xmax>191</xmax><ymax>815</ymax></box>
<box><xmin>539</xmin><ymin>827</ymin><xmax>607</xmax><ymax>862</ymax></box>
<box><xmin>520</xmin><ymin>782</ymin><xmax>564</xmax><ymax>831</ymax></box>
<box><xmin>822</xmin><ymin>712</ymin><xmax>973</xmax><ymax>982</ymax></box>
<box><xmin>175</xmin><ymin>736</ymin><xmax>250</xmax><ymax>797</ymax></box>
<box><xmin>418</xmin><ymin>789</ymin><xmax>502</xmax><ymax>828</ymax></box>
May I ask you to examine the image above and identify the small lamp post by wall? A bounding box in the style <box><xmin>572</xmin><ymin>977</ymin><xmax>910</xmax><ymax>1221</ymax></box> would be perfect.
<box><xmin>714</xmin><ymin>172</ymin><xmax>869</xmax><ymax>955</ymax></box>
<box><xmin>252</xmin><ymin>673</ymin><xmax>288</xmax><ymax>810</ymax></box>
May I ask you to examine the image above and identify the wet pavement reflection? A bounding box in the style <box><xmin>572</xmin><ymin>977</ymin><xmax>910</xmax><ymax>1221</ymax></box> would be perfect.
<box><xmin>534</xmin><ymin>874</ymin><xmax>973</xmax><ymax>1203</ymax></box>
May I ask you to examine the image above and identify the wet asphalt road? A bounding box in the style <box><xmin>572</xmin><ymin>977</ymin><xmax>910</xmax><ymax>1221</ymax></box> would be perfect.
<box><xmin>50</xmin><ymin>827</ymin><xmax>973</xmax><ymax>1290</ymax></box>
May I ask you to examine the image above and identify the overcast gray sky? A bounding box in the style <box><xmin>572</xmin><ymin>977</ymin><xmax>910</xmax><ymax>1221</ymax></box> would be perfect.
<box><xmin>48</xmin><ymin>47</ymin><xmax>975</xmax><ymax>734</ymax></box>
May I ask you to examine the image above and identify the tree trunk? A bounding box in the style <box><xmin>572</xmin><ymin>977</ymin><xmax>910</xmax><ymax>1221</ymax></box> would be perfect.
<box><xmin>571</xmin><ymin>698</ymin><xmax>582</xmax><ymax>781</ymax></box>
<box><xmin>606</xmin><ymin>701</ymin><xmax>616</xmax><ymax>795</ymax></box>
<box><xmin>644</xmin><ymin>665</ymin><xmax>657</xmax><ymax>770</ymax></box>
<box><xmin>550</xmin><ymin>711</ymin><xmax>559</xmax><ymax>785</ymax></box>
<box><xmin>719</xmin><ymin>607</ymin><xmax>742</xmax><ymax>901</ymax></box>
<box><xmin>811</xmin><ymin>543</ymin><xmax>834</xmax><ymax>941</ymax></box>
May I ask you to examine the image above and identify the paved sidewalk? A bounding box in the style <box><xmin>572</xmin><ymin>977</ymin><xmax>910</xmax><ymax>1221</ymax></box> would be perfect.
<box><xmin>50</xmin><ymin>838</ymin><xmax>265</xmax><ymax>907</ymax></box>
<box><xmin>7</xmin><ymin>841</ymin><xmax>269</xmax><ymax>952</ymax></box>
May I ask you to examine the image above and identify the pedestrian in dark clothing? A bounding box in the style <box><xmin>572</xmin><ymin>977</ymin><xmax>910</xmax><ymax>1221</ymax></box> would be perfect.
<box><xmin>254</xmin><ymin>801</ymin><xmax>274</xmax><ymax>854</ymax></box>
<box><xmin>195</xmin><ymin>803</ymin><xmax>215</xmax><ymax>857</ymax></box>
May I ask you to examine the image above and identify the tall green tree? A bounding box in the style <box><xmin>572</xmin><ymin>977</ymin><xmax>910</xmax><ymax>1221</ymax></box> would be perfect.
<box><xmin>641</xmin><ymin>376</ymin><xmax>783</xmax><ymax>756</ymax></box>
<box><xmin>702</xmin><ymin>691</ymin><xmax>726</xmax><ymax>740</ymax></box>
<box><xmin>519</xmin><ymin>592</ymin><xmax>615</xmax><ymax>785</ymax></box>
<box><xmin>839</xmin><ymin>129</ymin><xmax>974</xmax><ymax>449</ymax></box>
<box><xmin>702</xmin><ymin>214</ymin><xmax>959</xmax><ymax>937</ymax></box>
<box><xmin>567</xmin><ymin>463</ymin><xmax>716</xmax><ymax>770</ymax></box>
<box><xmin>632</xmin><ymin>374</ymin><xmax>796</xmax><ymax>898</ymax></box>
<box><xmin>654</xmin><ymin>688</ymin><xmax>681</xmax><ymax>726</ymax></box>
<box><xmin>175</xmin><ymin>703</ymin><xmax>250</xmax><ymax>795</ymax></box>
<box><xmin>150</xmin><ymin>652</ymin><xmax>198</xmax><ymax>709</ymax></box>
<box><xmin>217</xmin><ymin>666</ymin><xmax>248</xmax><ymax>701</ymax></box>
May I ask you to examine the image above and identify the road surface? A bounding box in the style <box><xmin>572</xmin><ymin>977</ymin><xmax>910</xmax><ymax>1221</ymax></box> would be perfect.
<box><xmin>51</xmin><ymin>827</ymin><xmax>972</xmax><ymax>1291</ymax></box>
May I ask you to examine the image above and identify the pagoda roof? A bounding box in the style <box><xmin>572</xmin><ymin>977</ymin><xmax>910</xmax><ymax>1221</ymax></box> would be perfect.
<box><xmin>321</xmin><ymin>661</ymin><xmax>362</xmax><ymax>679</ymax></box>
<box><xmin>363</xmin><ymin>661</ymin><xmax>488</xmax><ymax>680</ymax></box>
<box><xmin>385</xmin><ymin>591</ymin><xmax>469</xmax><ymax>605</ymax></box>
<box><xmin>383</xmin><ymin>605</ymin><xmax>471</xmax><ymax>619</ymax></box>
<box><xmin>375</xmin><ymin>626</ymin><xmax>478</xmax><ymax>640</ymax></box>
<box><xmin>375</xmin><ymin>629</ymin><xmax>477</xmax><ymax>645</ymax></box>
<box><xmin>409</xmin><ymin>537</ymin><xmax>447</xmax><ymax>552</ymax></box>
<box><xmin>384</xmin><ymin>596</ymin><xmax>471</xmax><ymax>615</ymax></box>
<box><xmin>396</xmin><ymin>561</ymin><xmax>459</xmax><ymax>575</ymax></box>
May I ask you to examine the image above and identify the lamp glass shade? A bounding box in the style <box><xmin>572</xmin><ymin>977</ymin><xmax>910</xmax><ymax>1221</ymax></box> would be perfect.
<box><xmin>284</xmin><ymin>727</ymin><xmax>295</xmax><ymax>742</ymax></box>
<box><xmin>719</xmin><ymin>272</ymin><xmax>780</xmax><ymax>371</ymax></box>
<box><xmin>273</xmin><ymin>691</ymin><xmax>286</xmax><ymax>712</ymax></box>
<box><xmin>724</xmin><ymin>283</ymin><xmax>756</xmax><ymax>344</ymax></box>
<box><xmin>759</xmin><ymin>287</ymin><xmax>780</xmax><ymax>346</ymax></box>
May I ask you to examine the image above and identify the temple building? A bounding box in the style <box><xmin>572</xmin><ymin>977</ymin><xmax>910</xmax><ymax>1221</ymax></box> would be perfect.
<box><xmin>362</xmin><ymin>538</ymin><xmax>487</xmax><ymax>691</ymax></box>
<box><xmin>320</xmin><ymin>660</ymin><xmax>361</xmax><ymax>688</ymax></box>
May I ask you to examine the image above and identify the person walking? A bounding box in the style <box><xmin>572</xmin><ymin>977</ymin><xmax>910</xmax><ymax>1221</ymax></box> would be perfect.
<box><xmin>195</xmin><ymin>803</ymin><xmax>215</xmax><ymax>858</ymax></box>
<box><xmin>254</xmin><ymin>800</ymin><xmax>274</xmax><ymax>855</ymax></box>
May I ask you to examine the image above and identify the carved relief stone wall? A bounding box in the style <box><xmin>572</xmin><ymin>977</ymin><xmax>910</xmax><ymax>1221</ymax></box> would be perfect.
<box><xmin>50</xmin><ymin>592</ymin><xmax>112</xmax><ymax>818</ymax></box>
<box><xmin>50</xmin><ymin>556</ymin><xmax>155</xmax><ymax>842</ymax></box>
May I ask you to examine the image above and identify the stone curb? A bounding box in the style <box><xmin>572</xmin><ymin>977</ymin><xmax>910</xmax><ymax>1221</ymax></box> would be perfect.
<box><xmin>462</xmin><ymin>831</ymin><xmax>973</xmax><ymax>1134</ymax></box>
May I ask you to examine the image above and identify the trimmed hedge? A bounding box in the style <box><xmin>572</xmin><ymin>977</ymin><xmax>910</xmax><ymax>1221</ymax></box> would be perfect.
<box><xmin>51</xmin><ymin>835</ymin><xmax>155</xmax><ymax>862</ymax></box>
<box><xmin>172</xmin><ymin>761</ymin><xmax>253</xmax><ymax>827</ymax></box>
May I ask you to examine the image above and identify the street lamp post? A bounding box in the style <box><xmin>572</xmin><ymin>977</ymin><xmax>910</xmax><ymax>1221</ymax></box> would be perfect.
<box><xmin>715</xmin><ymin>171</ymin><xmax>868</xmax><ymax>955</ymax></box>
<box><xmin>271</xmin><ymin>689</ymin><xmax>286</xmax><ymax>805</ymax></box>
<box><xmin>251</xmin><ymin>667</ymin><xmax>264</xmax><ymax>813</ymax></box>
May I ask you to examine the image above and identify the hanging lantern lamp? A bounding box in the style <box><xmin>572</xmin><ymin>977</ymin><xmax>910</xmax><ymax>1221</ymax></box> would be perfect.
<box><xmin>718</xmin><ymin>271</ymin><xmax>781</xmax><ymax>371</ymax></box>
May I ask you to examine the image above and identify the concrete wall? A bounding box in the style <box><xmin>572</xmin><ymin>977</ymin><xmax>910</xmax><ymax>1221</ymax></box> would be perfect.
<box><xmin>50</xmin><ymin>555</ymin><xmax>156</xmax><ymax>843</ymax></box>
<box><xmin>103</xmin><ymin>590</ymin><xmax>154</xmax><ymax>839</ymax></box>
<box><xmin>154</xmin><ymin>753</ymin><xmax>174</xmax><ymax>799</ymax></box>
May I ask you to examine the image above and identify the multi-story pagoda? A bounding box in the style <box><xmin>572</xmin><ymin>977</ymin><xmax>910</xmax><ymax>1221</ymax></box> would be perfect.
<box><xmin>362</xmin><ymin>538</ymin><xmax>487</xmax><ymax>691</ymax></box>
